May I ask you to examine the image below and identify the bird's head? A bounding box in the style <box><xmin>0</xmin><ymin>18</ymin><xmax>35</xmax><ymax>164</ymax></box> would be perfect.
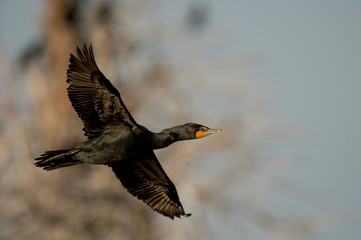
<box><xmin>183</xmin><ymin>123</ymin><xmax>222</xmax><ymax>139</ymax></box>
<box><xmin>151</xmin><ymin>123</ymin><xmax>222</xmax><ymax>149</ymax></box>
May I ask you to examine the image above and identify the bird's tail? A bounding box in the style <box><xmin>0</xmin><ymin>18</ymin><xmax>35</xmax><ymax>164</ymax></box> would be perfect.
<box><xmin>35</xmin><ymin>148</ymin><xmax>81</xmax><ymax>171</ymax></box>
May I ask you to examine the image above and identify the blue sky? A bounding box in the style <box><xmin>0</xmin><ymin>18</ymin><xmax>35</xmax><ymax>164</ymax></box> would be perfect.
<box><xmin>212</xmin><ymin>1</ymin><xmax>361</xmax><ymax>239</ymax></box>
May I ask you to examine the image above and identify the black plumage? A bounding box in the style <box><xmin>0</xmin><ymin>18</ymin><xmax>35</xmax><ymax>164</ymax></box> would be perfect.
<box><xmin>35</xmin><ymin>44</ymin><xmax>221</xmax><ymax>219</ymax></box>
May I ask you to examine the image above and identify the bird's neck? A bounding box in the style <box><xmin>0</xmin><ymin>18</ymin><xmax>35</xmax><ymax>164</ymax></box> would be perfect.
<box><xmin>150</xmin><ymin>126</ymin><xmax>191</xmax><ymax>149</ymax></box>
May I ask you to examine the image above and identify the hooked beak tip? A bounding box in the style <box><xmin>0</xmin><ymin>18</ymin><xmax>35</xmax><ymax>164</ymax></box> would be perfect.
<box><xmin>207</xmin><ymin>128</ymin><xmax>222</xmax><ymax>134</ymax></box>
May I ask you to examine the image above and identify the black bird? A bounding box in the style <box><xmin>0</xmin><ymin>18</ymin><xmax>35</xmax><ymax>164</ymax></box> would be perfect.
<box><xmin>35</xmin><ymin>44</ymin><xmax>222</xmax><ymax>219</ymax></box>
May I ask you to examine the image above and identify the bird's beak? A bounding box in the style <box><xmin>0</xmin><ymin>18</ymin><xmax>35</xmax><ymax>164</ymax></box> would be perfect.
<box><xmin>196</xmin><ymin>128</ymin><xmax>222</xmax><ymax>139</ymax></box>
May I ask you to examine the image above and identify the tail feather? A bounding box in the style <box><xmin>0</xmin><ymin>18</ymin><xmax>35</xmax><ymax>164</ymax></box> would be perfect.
<box><xmin>35</xmin><ymin>148</ymin><xmax>81</xmax><ymax>171</ymax></box>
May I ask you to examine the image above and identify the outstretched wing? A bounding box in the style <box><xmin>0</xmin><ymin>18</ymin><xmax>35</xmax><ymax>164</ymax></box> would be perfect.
<box><xmin>108</xmin><ymin>151</ymin><xmax>189</xmax><ymax>219</ymax></box>
<box><xmin>67</xmin><ymin>44</ymin><xmax>138</xmax><ymax>138</ymax></box>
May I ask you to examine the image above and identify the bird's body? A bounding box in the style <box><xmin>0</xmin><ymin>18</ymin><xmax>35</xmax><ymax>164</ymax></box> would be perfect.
<box><xmin>35</xmin><ymin>44</ymin><xmax>221</xmax><ymax>219</ymax></box>
<box><xmin>75</xmin><ymin>125</ymin><xmax>141</xmax><ymax>164</ymax></box>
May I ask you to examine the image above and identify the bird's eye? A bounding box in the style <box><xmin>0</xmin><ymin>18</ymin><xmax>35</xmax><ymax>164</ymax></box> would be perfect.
<box><xmin>200</xmin><ymin>127</ymin><xmax>206</xmax><ymax>132</ymax></box>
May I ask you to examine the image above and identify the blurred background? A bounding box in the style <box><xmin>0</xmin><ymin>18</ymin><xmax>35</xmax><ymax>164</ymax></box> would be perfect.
<box><xmin>0</xmin><ymin>0</ymin><xmax>360</xmax><ymax>239</ymax></box>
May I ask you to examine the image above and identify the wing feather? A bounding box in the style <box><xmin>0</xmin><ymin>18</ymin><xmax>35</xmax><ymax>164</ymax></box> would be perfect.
<box><xmin>108</xmin><ymin>151</ymin><xmax>188</xmax><ymax>219</ymax></box>
<box><xmin>66</xmin><ymin>44</ymin><xmax>138</xmax><ymax>138</ymax></box>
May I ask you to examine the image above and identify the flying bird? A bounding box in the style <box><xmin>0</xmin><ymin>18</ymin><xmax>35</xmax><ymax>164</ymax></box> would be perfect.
<box><xmin>35</xmin><ymin>44</ymin><xmax>222</xmax><ymax>219</ymax></box>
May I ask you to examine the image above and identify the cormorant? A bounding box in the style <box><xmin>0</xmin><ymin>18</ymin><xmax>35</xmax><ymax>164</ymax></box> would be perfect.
<box><xmin>35</xmin><ymin>44</ymin><xmax>222</xmax><ymax>219</ymax></box>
